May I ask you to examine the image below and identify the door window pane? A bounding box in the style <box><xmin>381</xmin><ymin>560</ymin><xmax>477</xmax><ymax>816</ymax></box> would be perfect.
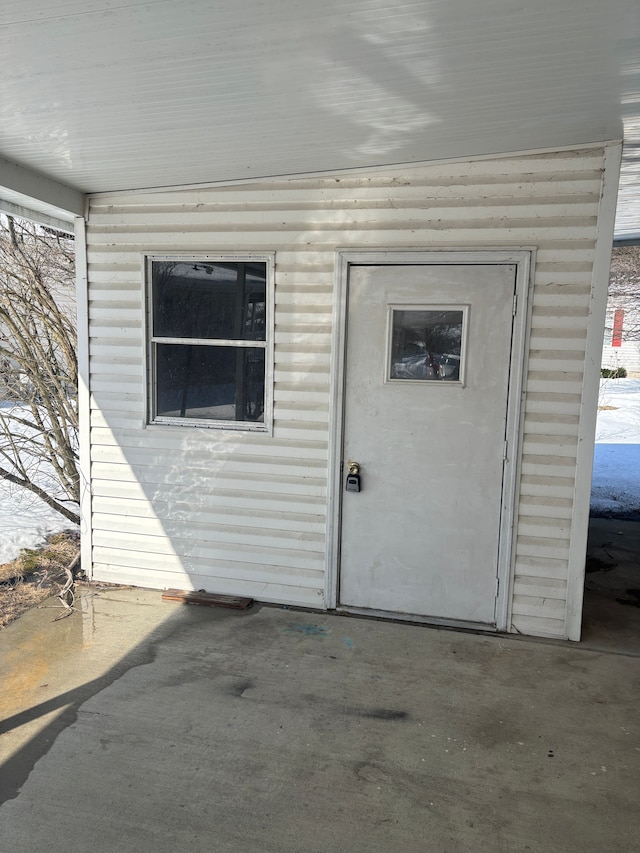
<box><xmin>390</xmin><ymin>309</ymin><xmax>464</xmax><ymax>381</ymax></box>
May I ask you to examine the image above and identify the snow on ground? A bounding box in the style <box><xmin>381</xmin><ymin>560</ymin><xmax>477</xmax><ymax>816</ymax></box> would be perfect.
<box><xmin>0</xmin><ymin>486</ymin><xmax>72</xmax><ymax>565</ymax></box>
<box><xmin>591</xmin><ymin>378</ymin><xmax>640</xmax><ymax>518</ymax></box>
<box><xmin>0</xmin><ymin>402</ymin><xmax>77</xmax><ymax>565</ymax></box>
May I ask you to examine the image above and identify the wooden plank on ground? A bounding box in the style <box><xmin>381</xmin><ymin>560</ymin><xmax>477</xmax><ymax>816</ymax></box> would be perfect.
<box><xmin>162</xmin><ymin>589</ymin><xmax>253</xmax><ymax>609</ymax></box>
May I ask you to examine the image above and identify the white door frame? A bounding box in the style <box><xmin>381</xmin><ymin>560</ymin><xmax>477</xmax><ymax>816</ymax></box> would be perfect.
<box><xmin>325</xmin><ymin>249</ymin><xmax>534</xmax><ymax>631</ymax></box>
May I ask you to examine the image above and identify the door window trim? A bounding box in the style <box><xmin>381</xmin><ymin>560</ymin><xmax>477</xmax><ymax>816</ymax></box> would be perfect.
<box><xmin>385</xmin><ymin>303</ymin><xmax>469</xmax><ymax>386</ymax></box>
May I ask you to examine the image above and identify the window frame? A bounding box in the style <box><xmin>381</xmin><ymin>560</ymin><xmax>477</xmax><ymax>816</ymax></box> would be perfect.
<box><xmin>384</xmin><ymin>303</ymin><xmax>469</xmax><ymax>387</ymax></box>
<box><xmin>144</xmin><ymin>252</ymin><xmax>275</xmax><ymax>433</ymax></box>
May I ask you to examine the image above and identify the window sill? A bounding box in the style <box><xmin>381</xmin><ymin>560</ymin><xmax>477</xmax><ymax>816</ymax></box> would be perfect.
<box><xmin>147</xmin><ymin>417</ymin><xmax>271</xmax><ymax>434</ymax></box>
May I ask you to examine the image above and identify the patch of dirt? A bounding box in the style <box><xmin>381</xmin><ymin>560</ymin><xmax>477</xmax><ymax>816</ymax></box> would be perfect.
<box><xmin>598</xmin><ymin>405</ymin><xmax>619</xmax><ymax>411</ymax></box>
<box><xmin>0</xmin><ymin>530</ymin><xmax>81</xmax><ymax>628</ymax></box>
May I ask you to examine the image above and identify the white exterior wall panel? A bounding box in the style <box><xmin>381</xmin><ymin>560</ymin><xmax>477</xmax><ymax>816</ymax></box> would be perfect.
<box><xmin>85</xmin><ymin>146</ymin><xmax>610</xmax><ymax>636</ymax></box>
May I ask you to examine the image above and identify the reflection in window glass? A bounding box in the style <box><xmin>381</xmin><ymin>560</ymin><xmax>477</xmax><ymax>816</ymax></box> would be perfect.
<box><xmin>390</xmin><ymin>309</ymin><xmax>464</xmax><ymax>381</ymax></box>
<box><xmin>156</xmin><ymin>344</ymin><xmax>265</xmax><ymax>422</ymax></box>
<box><xmin>152</xmin><ymin>261</ymin><xmax>266</xmax><ymax>341</ymax></box>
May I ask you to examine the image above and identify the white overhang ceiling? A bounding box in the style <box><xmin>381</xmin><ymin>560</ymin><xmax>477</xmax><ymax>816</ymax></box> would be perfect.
<box><xmin>0</xmin><ymin>0</ymin><xmax>639</xmax><ymax>236</ymax></box>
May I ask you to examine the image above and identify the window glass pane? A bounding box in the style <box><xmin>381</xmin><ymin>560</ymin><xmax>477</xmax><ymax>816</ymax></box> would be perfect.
<box><xmin>155</xmin><ymin>344</ymin><xmax>265</xmax><ymax>422</ymax></box>
<box><xmin>152</xmin><ymin>261</ymin><xmax>266</xmax><ymax>341</ymax></box>
<box><xmin>390</xmin><ymin>309</ymin><xmax>463</xmax><ymax>381</ymax></box>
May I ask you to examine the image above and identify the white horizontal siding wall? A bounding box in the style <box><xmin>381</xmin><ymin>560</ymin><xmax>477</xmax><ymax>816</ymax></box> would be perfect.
<box><xmin>85</xmin><ymin>145</ymin><xmax>609</xmax><ymax>634</ymax></box>
<box><xmin>601</xmin><ymin>340</ymin><xmax>640</xmax><ymax>374</ymax></box>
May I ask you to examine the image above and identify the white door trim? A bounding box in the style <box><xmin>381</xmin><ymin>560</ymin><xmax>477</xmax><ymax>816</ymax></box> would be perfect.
<box><xmin>325</xmin><ymin>249</ymin><xmax>533</xmax><ymax>631</ymax></box>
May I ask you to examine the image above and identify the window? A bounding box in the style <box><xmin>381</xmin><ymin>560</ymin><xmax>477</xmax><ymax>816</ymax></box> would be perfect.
<box><xmin>387</xmin><ymin>306</ymin><xmax>466</xmax><ymax>383</ymax></box>
<box><xmin>146</xmin><ymin>255</ymin><xmax>273</xmax><ymax>430</ymax></box>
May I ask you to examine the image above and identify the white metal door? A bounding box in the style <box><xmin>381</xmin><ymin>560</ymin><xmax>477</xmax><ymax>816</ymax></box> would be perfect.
<box><xmin>339</xmin><ymin>262</ymin><xmax>517</xmax><ymax>626</ymax></box>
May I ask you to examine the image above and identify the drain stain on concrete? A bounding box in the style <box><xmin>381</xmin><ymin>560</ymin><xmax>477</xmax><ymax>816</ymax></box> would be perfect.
<box><xmin>283</xmin><ymin>622</ymin><xmax>330</xmax><ymax>638</ymax></box>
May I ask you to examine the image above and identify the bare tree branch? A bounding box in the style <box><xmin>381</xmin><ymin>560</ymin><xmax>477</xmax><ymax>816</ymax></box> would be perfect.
<box><xmin>0</xmin><ymin>216</ymin><xmax>79</xmax><ymax>526</ymax></box>
<box><xmin>607</xmin><ymin>246</ymin><xmax>640</xmax><ymax>341</ymax></box>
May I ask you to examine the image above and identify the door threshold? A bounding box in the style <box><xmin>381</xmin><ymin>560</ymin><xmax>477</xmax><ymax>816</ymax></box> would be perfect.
<box><xmin>337</xmin><ymin>605</ymin><xmax>497</xmax><ymax>633</ymax></box>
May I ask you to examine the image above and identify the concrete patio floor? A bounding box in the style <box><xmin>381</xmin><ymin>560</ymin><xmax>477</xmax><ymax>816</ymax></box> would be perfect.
<box><xmin>1</xmin><ymin>586</ymin><xmax>639</xmax><ymax>852</ymax></box>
